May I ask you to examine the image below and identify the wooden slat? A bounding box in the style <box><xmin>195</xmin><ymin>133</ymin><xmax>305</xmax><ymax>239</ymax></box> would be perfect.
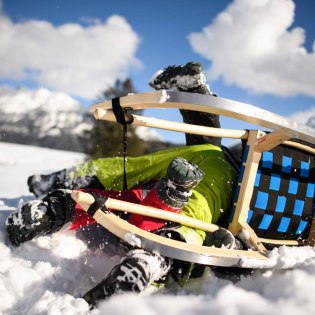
<box><xmin>254</xmin><ymin>130</ymin><xmax>291</xmax><ymax>152</ymax></box>
<box><xmin>93</xmin><ymin>108</ymin><xmax>249</xmax><ymax>140</ymax></box>
<box><xmin>259</xmin><ymin>238</ymin><xmax>301</xmax><ymax>246</ymax></box>
<box><xmin>73</xmin><ymin>190</ymin><xmax>219</xmax><ymax>233</ymax></box>
<box><xmin>283</xmin><ymin>140</ymin><xmax>315</xmax><ymax>155</ymax></box>
<box><xmin>228</xmin><ymin>131</ymin><xmax>267</xmax><ymax>252</ymax></box>
<box><xmin>71</xmin><ymin>190</ymin><xmax>269</xmax><ymax>266</ymax></box>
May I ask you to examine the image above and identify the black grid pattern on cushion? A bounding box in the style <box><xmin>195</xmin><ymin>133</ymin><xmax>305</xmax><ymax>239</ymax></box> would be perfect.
<box><xmin>247</xmin><ymin>143</ymin><xmax>315</xmax><ymax>240</ymax></box>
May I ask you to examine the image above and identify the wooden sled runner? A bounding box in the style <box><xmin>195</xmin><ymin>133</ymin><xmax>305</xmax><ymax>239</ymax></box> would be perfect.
<box><xmin>72</xmin><ymin>91</ymin><xmax>315</xmax><ymax>268</ymax></box>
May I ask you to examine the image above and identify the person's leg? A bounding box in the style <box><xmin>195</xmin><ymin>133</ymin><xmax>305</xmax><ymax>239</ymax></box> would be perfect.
<box><xmin>27</xmin><ymin>168</ymin><xmax>104</xmax><ymax>199</ymax></box>
<box><xmin>149</xmin><ymin>61</ymin><xmax>221</xmax><ymax>147</ymax></box>
<box><xmin>179</xmin><ymin>110</ymin><xmax>221</xmax><ymax>147</ymax></box>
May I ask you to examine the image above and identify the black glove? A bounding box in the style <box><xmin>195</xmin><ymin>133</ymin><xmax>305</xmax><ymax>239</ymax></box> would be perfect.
<box><xmin>204</xmin><ymin>227</ymin><xmax>243</xmax><ymax>250</ymax></box>
<box><xmin>6</xmin><ymin>189</ymin><xmax>75</xmax><ymax>246</ymax></box>
<box><xmin>6</xmin><ymin>199</ymin><xmax>56</xmax><ymax>246</ymax></box>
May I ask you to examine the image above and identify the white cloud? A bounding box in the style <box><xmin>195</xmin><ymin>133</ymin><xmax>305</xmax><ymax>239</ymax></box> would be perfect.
<box><xmin>134</xmin><ymin>125</ymin><xmax>164</xmax><ymax>142</ymax></box>
<box><xmin>289</xmin><ymin>107</ymin><xmax>315</xmax><ymax>124</ymax></box>
<box><xmin>0</xmin><ymin>12</ymin><xmax>141</xmax><ymax>99</ymax></box>
<box><xmin>188</xmin><ymin>0</ymin><xmax>315</xmax><ymax>98</ymax></box>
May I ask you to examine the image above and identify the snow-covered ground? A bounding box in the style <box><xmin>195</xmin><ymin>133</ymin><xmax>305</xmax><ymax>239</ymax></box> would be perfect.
<box><xmin>1</xmin><ymin>141</ymin><xmax>315</xmax><ymax>315</ymax></box>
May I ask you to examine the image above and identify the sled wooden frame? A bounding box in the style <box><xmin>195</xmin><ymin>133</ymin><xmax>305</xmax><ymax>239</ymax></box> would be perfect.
<box><xmin>71</xmin><ymin>190</ymin><xmax>270</xmax><ymax>267</ymax></box>
<box><xmin>72</xmin><ymin>91</ymin><xmax>315</xmax><ymax>267</ymax></box>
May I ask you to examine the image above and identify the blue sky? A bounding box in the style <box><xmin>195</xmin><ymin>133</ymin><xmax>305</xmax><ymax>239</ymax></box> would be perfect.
<box><xmin>1</xmin><ymin>0</ymin><xmax>315</xmax><ymax>144</ymax></box>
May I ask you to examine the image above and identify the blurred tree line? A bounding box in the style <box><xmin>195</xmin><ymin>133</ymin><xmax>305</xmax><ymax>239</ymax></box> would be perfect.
<box><xmin>84</xmin><ymin>78</ymin><xmax>175</xmax><ymax>159</ymax></box>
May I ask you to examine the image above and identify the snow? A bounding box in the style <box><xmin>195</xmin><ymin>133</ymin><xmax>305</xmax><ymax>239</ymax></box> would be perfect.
<box><xmin>0</xmin><ymin>87</ymin><xmax>81</xmax><ymax>114</ymax></box>
<box><xmin>124</xmin><ymin>232</ymin><xmax>142</xmax><ymax>248</ymax></box>
<box><xmin>0</xmin><ymin>142</ymin><xmax>85</xmax><ymax>198</ymax></box>
<box><xmin>1</xmin><ymin>141</ymin><xmax>315</xmax><ymax>314</ymax></box>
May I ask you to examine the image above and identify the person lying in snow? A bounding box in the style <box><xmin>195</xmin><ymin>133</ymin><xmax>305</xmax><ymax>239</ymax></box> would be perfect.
<box><xmin>5</xmin><ymin>62</ymin><xmax>242</xmax><ymax>307</ymax></box>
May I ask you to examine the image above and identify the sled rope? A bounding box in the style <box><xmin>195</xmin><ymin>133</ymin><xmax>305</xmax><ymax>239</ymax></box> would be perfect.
<box><xmin>112</xmin><ymin>97</ymin><xmax>134</xmax><ymax>191</ymax></box>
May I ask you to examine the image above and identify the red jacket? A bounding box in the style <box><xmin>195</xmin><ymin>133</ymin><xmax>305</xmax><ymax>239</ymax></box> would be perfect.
<box><xmin>69</xmin><ymin>186</ymin><xmax>182</xmax><ymax>232</ymax></box>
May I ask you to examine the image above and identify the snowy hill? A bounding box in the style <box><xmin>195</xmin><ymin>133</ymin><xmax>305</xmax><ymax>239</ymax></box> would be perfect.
<box><xmin>0</xmin><ymin>87</ymin><xmax>165</xmax><ymax>153</ymax></box>
<box><xmin>0</xmin><ymin>87</ymin><xmax>93</xmax><ymax>152</ymax></box>
<box><xmin>1</xmin><ymin>144</ymin><xmax>315</xmax><ymax>314</ymax></box>
<box><xmin>0</xmin><ymin>141</ymin><xmax>86</xmax><ymax>198</ymax></box>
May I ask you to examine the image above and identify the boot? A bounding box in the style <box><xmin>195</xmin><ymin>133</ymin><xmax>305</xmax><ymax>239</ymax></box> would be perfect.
<box><xmin>82</xmin><ymin>249</ymin><xmax>170</xmax><ymax>307</ymax></box>
<box><xmin>129</xmin><ymin>157</ymin><xmax>204</xmax><ymax>231</ymax></box>
<box><xmin>6</xmin><ymin>189</ymin><xmax>75</xmax><ymax>246</ymax></box>
<box><xmin>149</xmin><ymin>62</ymin><xmax>221</xmax><ymax>147</ymax></box>
<box><xmin>149</xmin><ymin>61</ymin><xmax>216</xmax><ymax>96</ymax></box>
<box><xmin>157</xmin><ymin>157</ymin><xmax>205</xmax><ymax>208</ymax></box>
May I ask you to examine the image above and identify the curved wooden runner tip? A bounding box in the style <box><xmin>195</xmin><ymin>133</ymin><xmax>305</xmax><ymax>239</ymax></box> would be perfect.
<box><xmin>71</xmin><ymin>190</ymin><xmax>269</xmax><ymax>267</ymax></box>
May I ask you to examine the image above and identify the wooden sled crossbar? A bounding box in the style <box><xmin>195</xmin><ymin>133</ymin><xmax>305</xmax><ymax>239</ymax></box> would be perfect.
<box><xmin>71</xmin><ymin>190</ymin><xmax>269</xmax><ymax>267</ymax></box>
<box><xmin>81</xmin><ymin>91</ymin><xmax>315</xmax><ymax>267</ymax></box>
<box><xmin>93</xmin><ymin>108</ymin><xmax>249</xmax><ymax>140</ymax></box>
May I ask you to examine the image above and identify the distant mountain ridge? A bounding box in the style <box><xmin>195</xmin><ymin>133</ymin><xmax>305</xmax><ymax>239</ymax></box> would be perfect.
<box><xmin>0</xmin><ymin>87</ymin><xmax>94</xmax><ymax>152</ymax></box>
<box><xmin>1</xmin><ymin>87</ymin><xmax>314</xmax><ymax>153</ymax></box>
<box><xmin>0</xmin><ymin>87</ymin><xmax>166</xmax><ymax>153</ymax></box>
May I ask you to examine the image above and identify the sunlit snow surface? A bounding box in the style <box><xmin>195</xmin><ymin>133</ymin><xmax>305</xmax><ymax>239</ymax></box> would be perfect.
<box><xmin>1</xmin><ymin>142</ymin><xmax>315</xmax><ymax>315</ymax></box>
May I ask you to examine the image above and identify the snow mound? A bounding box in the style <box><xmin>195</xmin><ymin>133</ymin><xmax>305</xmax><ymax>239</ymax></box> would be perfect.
<box><xmin>1</xmin><ymin>142</ymin><xmax>315</xmax><ymax>314</ymax></box>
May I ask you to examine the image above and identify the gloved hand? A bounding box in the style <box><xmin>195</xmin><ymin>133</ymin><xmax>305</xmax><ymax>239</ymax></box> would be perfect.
<box><xmin>6</xmin><ymin>189</ymin><xmax>75</xmax><ymax>246</ymax></box>
<box><xmin>204</xmin><ymin>227</ymin><xmax>243</xmax><ymax>250</ymax></box>
<box><xmin>6</xmin><ymin>200</ymin><xmax>56</xmax><ymax>246</ymax></box>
